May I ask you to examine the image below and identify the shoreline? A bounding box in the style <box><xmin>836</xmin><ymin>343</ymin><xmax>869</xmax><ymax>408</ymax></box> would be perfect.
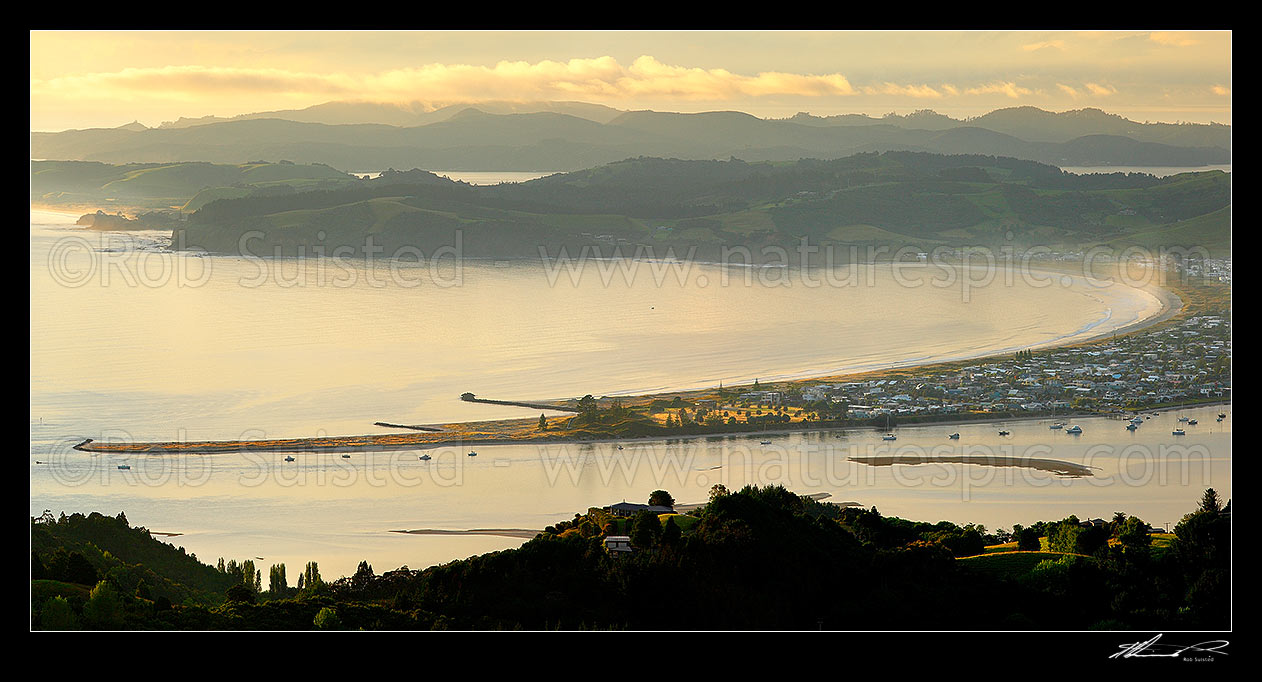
<box><xmin>68</xmin><ymin>267</ymin><xmax>1221</xmax><ymax>456</ymax></box>
<box><xmin>70</xmin><ymin>398</ymin><xmax>1231</xmax><ymax>456</ymax></box>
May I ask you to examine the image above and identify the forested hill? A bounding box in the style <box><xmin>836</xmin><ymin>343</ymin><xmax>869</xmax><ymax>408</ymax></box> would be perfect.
<box><xmin>30</xmin><ymin>486</ymin><xmax>1231</xmax><ymax>630</ymax></box>
<box><xmin>173</xmin><ymin>152</ymin><xmax>1232</xmax><ymax>259</ymax></box>
<box><xmin>32</xmin><ymin>104</ymin><xmax>1229</xmax><ymax>170</ymax></box>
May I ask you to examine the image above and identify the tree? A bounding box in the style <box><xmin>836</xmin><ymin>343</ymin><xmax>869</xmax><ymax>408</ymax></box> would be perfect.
<box><xmin>40</xmin><ymin>596</ymin><xmax>76</xmax><ymax>630</ymax></box>
<box><xmin>302</xmin><ymin>561</ymin><xmax>324</xmax><ymax>594</ymax></box>
<box><xmin>82</xmin><ymin>580</ymin><xmax>123</xmax><ymax>628</ymax></box>
<box><xmin>630</xmin><ymin>510</ymin><xmax>662</xmax><ymax>549</ymax></box>
<box><xmin>661</xmin><ymin>516</ymin><xmax>682</xmax><ymax>547</ymax></box>
<box><xmin>709</xmin><ymin>483</ymin><xmax>729</xmax><ymax>503</ymax></box>
<box><xmin>538</xmin><ymin>414</ymin><xmax>548</xmax><ymax>431</ymax></box>
<box><xmin>226</xmin><ymin>584</ymin><xmax>256</xmax><ymax>604</ymax></box>
<box><xmin>648</xmin><ymin>490</ymin><xmax>675</xmax><ymax>507</ymax></box>
<box><xmin>313</xmin><ymin>607</ymin><xmax>342</xmax><ymax>630</ymax></box>
<box><xmin>1199</xmin><ymin>488</ymin><xmax>1223</xmax><ymax>513</ymax></box>
<box><xmin>351</xmin><ymin>560</ymin><xmax>375</xmax><ymax>590</ymax></box>
<box><xmin>1015</xmin><ymin>526</ymin><xmax>1041</xmax><ymax>551</ymax></box>
<box><xmin>269</xmin><ymin>564</ymin><xmax>288</xmax><ymax>595</ymax></box>
<box><xmin>241</xmin><ymin>559</ymin><xmax>258</xmax><ymax>593</ymax></box>
<box><xmin>577</xmin><ymin>394</ymin><xmax>598</xmax><ymax>416</ymax></box>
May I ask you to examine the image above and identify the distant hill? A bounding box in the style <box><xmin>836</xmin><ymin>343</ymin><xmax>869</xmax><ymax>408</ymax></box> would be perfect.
<box><xmin>166</xmin><ymin>152</ymin><xmax>1231</xmax><ymax>259</ymax></box>
<box><xmin>33</xmin><ymin>104</ymin><xmax>1230</xmax><ymax>171</ymax></box>
<box><xmin>31</xmin><ymin>159</ymin><xmax>361</xmax><ymax>211</ymax></box>
<box><xmin>157</xmin><ymin>100</ymin><xmax>626</xmax><ymax>129</ymax></box>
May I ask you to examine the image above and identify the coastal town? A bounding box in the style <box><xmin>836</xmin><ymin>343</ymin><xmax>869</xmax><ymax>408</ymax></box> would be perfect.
<box><xmin>647</xmin><ymin>272</ymin><xmax>1230</xmax><ymax>431</ymax></box>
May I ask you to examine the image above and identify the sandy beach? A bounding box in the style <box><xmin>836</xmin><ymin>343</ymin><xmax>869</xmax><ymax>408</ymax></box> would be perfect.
<box><xmin>67</xmin><ymin>264</ymin><xmax>1210</xmax><ymax>457</ymax></box>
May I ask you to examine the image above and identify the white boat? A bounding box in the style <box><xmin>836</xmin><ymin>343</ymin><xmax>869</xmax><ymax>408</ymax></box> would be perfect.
<box><xmin>882</xmin><ymin>434</ymin><xmax>897</xmax><ymax>441</ymax></box>
<box><xmin>341</xmin><ymin>454</ymin><xmax>351</xmax><ymax>458</ymax></box>
<box><xmin>1178</xmin><ymin>416</ymin><xmax>1190</xmax><ymax>423</ymax></box>
<box><xmin>284</xmin><ymin>456</ymin><xmax>295</xmax><ymax>462</ymax></box>
<box><xmin>1049</xmin><ymin>422</ymin><xmax>1064</xmax><ymax>430</ymax></box>
<box><xmin>1126</xmin><ymin>423</ymin><xmax>1138</xmax><ymax>431</ymax></box>
<box><xmin>948</xmin><ymin>432</ymin><xmax>960</xmax><ymax>439</ymax></box>
<box><xmin>1172</xmin><ymin>428</ymin><xmax>1186</xmax><ymax>436</ymax></box>
<box><xmin>419</xmin><ymin>454</ymin><xmax>431</xmax><ymax>461</ymax></box>
<box><xmin>117</xmin><ymin>464</ymin><xmax>130</xmax><ymax>470</ymax></box>
<box><xmin>1066</xmin><ymin>425</ymin><xmax>1083</xmax><ymax>434</ymax></box>
<box><xmin>759</xmin><ymin>440</ymin><xmax>771</xmax><ymax>445</ymax></box>
<box><xmin>998</xmin><ymin>429</ymin><xmax>1010</xmax><ymax>436</ymax></box>
<box><xmin>1129</xmin><ymin>416</ymin><xmax>1144</xmax><ymax>425</ymax></box>
<box><xmin>1188</xmin><ymin>419</ymin><xmax>1198</xmax><ymax>425</ymax></box>
<box><xmin>467</xmin><ymin>451</ymin><xmax>477</xmax><ymax>457</ymax></box>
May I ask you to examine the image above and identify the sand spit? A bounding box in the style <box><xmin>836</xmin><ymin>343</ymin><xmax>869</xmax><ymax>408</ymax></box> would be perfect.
<box><xmin>849</xmin><ymin>454</ymin><xmax>1098</xmax><ymax>477</ymax></box>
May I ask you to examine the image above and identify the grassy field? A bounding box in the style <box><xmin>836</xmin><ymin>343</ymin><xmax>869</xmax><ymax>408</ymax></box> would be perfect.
<box><xmin>957</xmin><ymin>551</ymin><xmax>1086</xmax><ymax>579</ymax></box>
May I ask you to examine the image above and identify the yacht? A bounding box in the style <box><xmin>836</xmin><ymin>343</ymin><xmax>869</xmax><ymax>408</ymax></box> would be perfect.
<box><xmin>1172</xmin><ymin>428</ymin><xmax>1186</xmax><ymax>436</ymax></box>
<box><xmin>1188</xmin><ymin>419</ymin><xmax>1198</xmax><ymax>425</ymax></box>
<box><xmin>1049</xmin><ymin>422</ymin><xmax>1065</xmax><ymax>430</ymax></box>
<box><xmin>1126</xmin><ymin>423</ymin><xmax>1138</xmax><ymax>431</ymax></box>
<box><xmin>117</xmin><ymin>464</ymin><xmax>130</xmax><ymax>470</ymax></box>
<box><xmin>284</xmin><ymin>456</ymin><xmax>295</xmax><ymax>462</ymax></box>
<box><xmin>1178</xmin><ymin>416</ymin><xmax>1190</xmax><ymax>423</ymax></box>
<box><xmin>1129</xmin><ymin>416</ymin><xmax>1144</xmax><ymax>425</ymax></box>
<box><xmin>998</xmin><ymin>429</ymin><xmax>1010</xmax><ymax>436</ymax></box>
<box><xmin>419</xmin><ymin>454</ymin><xmax>432</xmax><ymax>461</ymax></box>
<box><xmin>341</xmin><ymin>454</ymin><xmax>351</xmax><ymax>459</ymax></box>
<box><xmin>882</xmin><ymin>433</ymin><xmax>897</xmax><ymax>441</ymax></box>
<box><xmin>948</xmin><ymin>433</ymin><xmax>960</xmax><ymax>440</ymax></box>
<box><xmin>467</xmin><ymin>451</ymin><xmax>478</xmax><ymax>457</ymax></box>
<box><xmin>1066</xmin><ymin>425</ymin><xmax>1083</xmax><ymax>434</ymax></box>
<box><xmin>759</xmin><ymin>440</ymin><xmax>772</xmax><ymax>445</ymax></box>
<box><xmin>1218</xmin><ymin>412</ymin><xmax>1227</xmax><ymax>419</ymax></box>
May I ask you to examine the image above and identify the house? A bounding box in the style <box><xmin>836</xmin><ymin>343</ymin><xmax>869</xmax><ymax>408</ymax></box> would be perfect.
<box><xmin>604</xmin><ymin>535</ymin><xmax>633</xmax><ymax>557</ymax></box>
<box><xmin>606</xmin><ymin>502</ymin><xmax>675</xmax><ymax>517</ymax></box>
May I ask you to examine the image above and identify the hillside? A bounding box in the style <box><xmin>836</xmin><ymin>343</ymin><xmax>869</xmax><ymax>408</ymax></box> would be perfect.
<box><xmin>31</xmin><ymin>159</ymin><xmax>361</xmax><ymax>212</ymax></box>
<box><xmin>30</xmin><ymin>486</ymin><xmax>1230</xmax><ymax>630</ymax></box>
<box><xmin>169</xmin><ymin>153</ymin><xmax>1231</xmax><ymax>259</ymax></box>
<box><xmin>32</xmin><ymin>105</ymin><xmax>1230</xmax><ymax>171</ymax></box>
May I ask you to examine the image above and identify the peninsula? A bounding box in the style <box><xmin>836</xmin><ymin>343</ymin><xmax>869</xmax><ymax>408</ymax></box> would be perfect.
<box><xmin>72</xmin><ymin>271</ymin><xmax>1228</xmax><ymax>456</ymax></box>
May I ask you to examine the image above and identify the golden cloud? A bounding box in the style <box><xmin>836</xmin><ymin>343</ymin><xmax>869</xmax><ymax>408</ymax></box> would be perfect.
<box><xmin>864</xmin><ymin>82</ymin><xmax>943</xmax><ymax>98</ymax></box>
<box><xmin>963</xmin><ymin>82</ymin><xmax>1033</xmax><ymax>99</ymax></box>
<box><xmin>1022</xmin><ymin>40</ymin><xmax>1066</xmax><ymax>51</ymax></box>
<box><xmin>33</xmin><ymin>56</ymin><xmax>862</xmax><ymax>105</ymax></box>
<box><xmin>1149</xmin><ymin>32</ymin><xmax>1201</xmax><ymax>47</ymax></box>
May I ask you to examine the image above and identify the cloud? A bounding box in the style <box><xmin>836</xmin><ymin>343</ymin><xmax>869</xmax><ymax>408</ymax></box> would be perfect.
<box><xmin>1085</xmin><ymin>83</ymin><xmax>1117</xmax><ymax>96</ymax></box>
<box><xmin>1211</xmin><ymin>85</ymin><xmax>1231</xmax><ymax>96</ymax></box>
<box><xmin>1057</xmin><ymin>83</ymin><xmax>1080</xmax><ymax>98</ymax></box>
<box><xmin>963</xmin><ymin>82</ymin><xmax>1033</xmax><ymax>99</ymax></box>
<box><xmin>1149</xmin><ymin>32</ymin><xmax>1200</xmax><ymax>47</ymax></box>
<box><xmin>862</xmin><ymin>82</ymin><xmax>943</xmax><ymax>98</ymax></box>
<box><xmin>31</xmin><ymin>56</ymin><xmax>861</xmax><ymax>107</ymax></box>
<box><xmin>32</xmin><ymin>65</ymin><xmax>358</xmax><ymax>99</ymax></box>
<box><xmin>1022</xmin><ymin>40</ymin><xmax>1066</xmax><ymax>51</ymax></box>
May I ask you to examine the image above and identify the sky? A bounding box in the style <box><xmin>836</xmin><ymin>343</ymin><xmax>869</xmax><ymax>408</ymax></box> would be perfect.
<box><xmin>30</xmin><ymin>30</ymin><xmax>1232</xmax><ymax>131</ymax></box>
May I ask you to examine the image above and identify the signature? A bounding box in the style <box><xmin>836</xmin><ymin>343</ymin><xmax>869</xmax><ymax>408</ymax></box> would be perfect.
<box><xmin>1110</xmin><ymin>634</ymin><xmax>1229</xmax><ymax>659</ymax></box>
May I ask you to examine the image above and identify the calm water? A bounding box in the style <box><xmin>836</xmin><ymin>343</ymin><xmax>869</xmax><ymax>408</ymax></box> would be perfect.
<box><xmin>29</xmin><ymin>209</ymin><xmax>1227</xmax><ymax>581</ymax></box>
<box><xmin>1058</xmin><ymin>164</ymin><xmax>1231</xmax><ymax>177</ymax></box>
<box><xmin>350</xmin><ymin>170</ymin><xmax>563</xmax><ymax>184</ymax></box>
